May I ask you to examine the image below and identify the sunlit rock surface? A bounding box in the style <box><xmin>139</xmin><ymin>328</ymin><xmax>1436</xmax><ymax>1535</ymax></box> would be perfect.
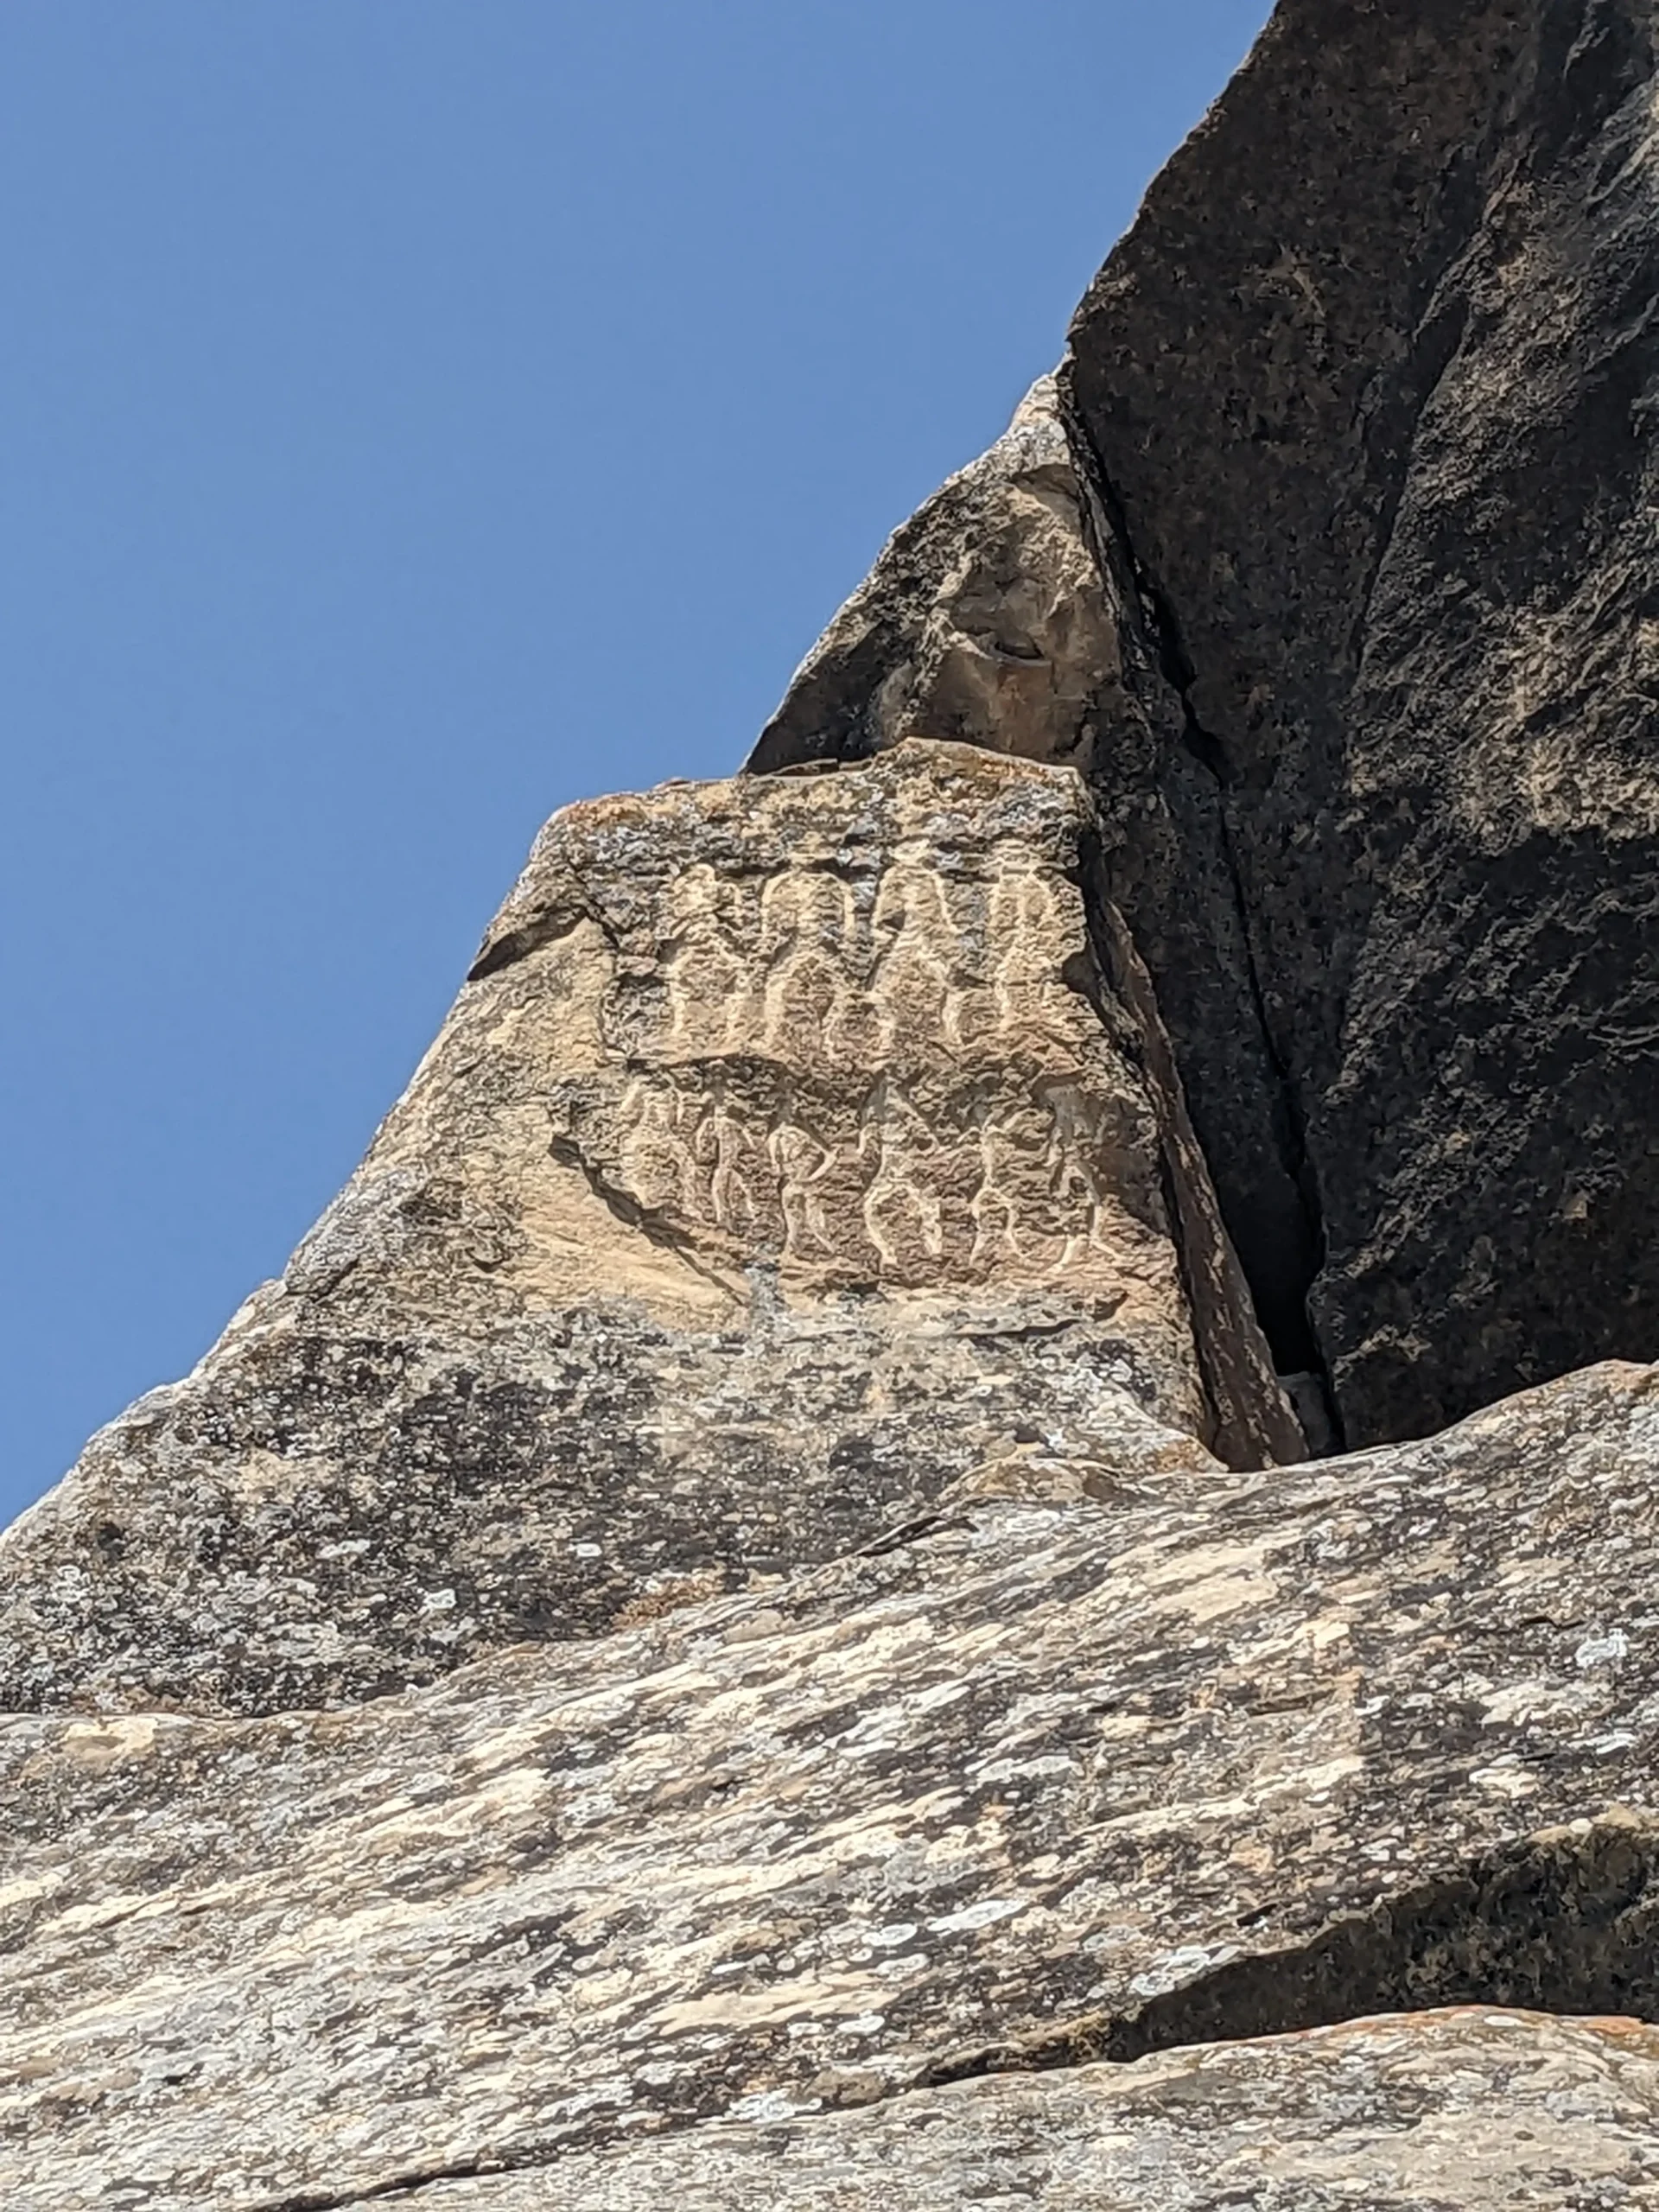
<box><xmin>4</xmin><ymin>1365</ymin><xmax>1659</xmax><ymax>2206</ymax></box>
<box><xmin>4</xmin><ymin>3</ymin><xmax>1659</xmax><ymax>2202</ymax></box>
<box><xmin>397</xmin><ymin>2013</ymin><xmax>1659</xmax><ymax>2209</ymax></box>
<box><xmin>0</xmin><ymin>742</ymin><xmax>1294</xmax><ymax>1719</ymax></box>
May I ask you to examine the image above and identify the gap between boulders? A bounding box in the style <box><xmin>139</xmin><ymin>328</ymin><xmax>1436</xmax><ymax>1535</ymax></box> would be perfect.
<box><xmin>925</xmin><ymin>1813</ymin><xmax>1659</xmax><ymax>2086</ymax></box>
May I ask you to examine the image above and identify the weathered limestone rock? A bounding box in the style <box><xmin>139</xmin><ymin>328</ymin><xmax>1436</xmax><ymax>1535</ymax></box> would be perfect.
<box><xmin>0</xmin><ymin>741</ymin><xmax>1294</xmax><ymax>1718</ymax></box>
<box><xmin>3</xmin><ymin>1362</ymin><xmax>1657</xmax><ymax>2207</ymax></box>
<box><xmin>6</xmin><ymin>9</ymin><xmax>1659</xmax><ymax>2202</ymax></box>
<box><xmin>750</xmin><ymin>0</ymin><xmax>1659</xmax><ymax>1453</ymax></box>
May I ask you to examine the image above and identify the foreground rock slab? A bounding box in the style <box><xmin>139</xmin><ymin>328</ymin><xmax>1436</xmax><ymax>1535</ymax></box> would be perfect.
<box><xmin>3</xmin><ymin>1363</ymin><xmax>1656</xmax><ymax>2207</ymax></box>
<box><xmin>0</xmin><ymin>742</ymin><xmax>1294</xmax><ymax>1719</ymax></box>
<box><xmin>400</xmin><ymin>2012</ymin><xmax>1659</xmax><ymax>2210</ymax></box>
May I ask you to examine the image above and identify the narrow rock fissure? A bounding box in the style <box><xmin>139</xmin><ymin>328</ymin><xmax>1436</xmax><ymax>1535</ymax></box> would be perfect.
<box><xmin>253</xmin><ymin>2158</ymin><xmax>529</xmax><ymax>2212</ymax></box>
<box><xmin>545</xmin><ymin>1133</ymin><xmax>741</xmax><ymax>1300</ymax></box>
<box><xmin>924</xmin><ymin>1816</ymin><xmax>1659</xmax><ymax>2087</ymax></box>
<box><xmin>1057</xmin><ymin>391</ymin><xmax>1339</xmax><ymax>1444</ymax></box>
<box><xmin>1069</xmin><ymin>855</ymin><xmax>1305</xmax><ymax>1470</ymax></box>
<box><xmin>251</xmin><ymin>1820</ymin><xmax>1659</xmax><ymax>2209</ymax></box>
<box><xmin>1192</xmin><ymin>766</ymin><xmax>1333</xmax><ymax>1414</ymax></box>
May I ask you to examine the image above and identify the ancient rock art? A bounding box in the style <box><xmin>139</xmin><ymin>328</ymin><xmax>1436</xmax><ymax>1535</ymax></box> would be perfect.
<box><xmin>756</xmin><ymin>866</ymin><xmax>861</xmax><ymax>1059</ymax></box>
<box><xmin>766</xmin><ymin>1107</ymin><xmax>837</xmax><ymax>1260</ymax></box>
<box><xmin>11</xmin><ymin>12</ymin><xmax>1659</xmax><ymax>2199</ymax></box>
<box><xmin>661</xmin><ymin>862</ymin><xmax>756</xmax><ymax>1055</ymax></box>
<box><xmin>0</xmin><ymin>742</ymin><xmax>1297</xmax><ymax>1725</ymax></box>
<box><xmin>868</xmin><ymin>848</ymin><xmax>974</xmax><ymax>1052</ymax></box>
<box><xmin>535</xmin><ymin>769</ymin><xmax>1212</xmax><ymax>1307</ymax></box>
<box><xmin>857</xmin><ymin>1077</ymin><xmax>946</xmax><ymax>1273</ymax></box>
<box><xmin>988</xmin><ymin>842</ymin><xmax>1068</xmax><ymax>1038</ymax></box>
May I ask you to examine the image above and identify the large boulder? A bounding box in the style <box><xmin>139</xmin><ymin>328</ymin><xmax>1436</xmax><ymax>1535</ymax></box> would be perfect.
<box><xmin>3</xmin><ymin>1362</ymin><xmax>1658</xmax><ymax>2205</ymax></box>
<box><xmin>752</xmin><ymin>0</ymin><xmax>1659</xmax><ymax>1452</ymax></box>
<box><xmin>1065</xmin><ymin>0</ymin><xmax>1659</xmax><ymax>1447</ymax></box>
<box><xmin>4</xmin><ymin>6</ymin><xmax>1659</xmax><ymax>2202</ymax></box>
<box><xmin>0</xmin><ymin>741</ymin><xmax>1294</xmax><ymax>1717</ymax></box>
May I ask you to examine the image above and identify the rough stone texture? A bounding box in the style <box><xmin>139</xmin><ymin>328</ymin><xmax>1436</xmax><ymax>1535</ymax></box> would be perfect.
<box><xmin>1063</xmin><ymin>0</ymin><xmax>1659</xmax><ymax>1451</ymax></box>
<box><xmin>359</xmin><ymin>2012</ymin><xmax>1659</xmax><ymax>2209</ymax></box>
<box><xmin>3</xmin><ymin>1362</ymin><xmax>1659</xmax><ymax>2208</ymax></box>
<box><xmin>6</xmin><ymin>7</ymin><xmax>1659</xmax><ymax>2202</ymax></box>
<box><xmin>0</xmin><ymin>741</ymin><xmax>1295</xmax><ymax>1718</ymax></box>
<box><xmin>750</xmin><ymin>0</ymin><xmax>1659</xmax><ymax>1453</ymax></box>
<box><xmin>749</xmin><ymin>376</ymin><xmax>1120</xmax><ymax>777</ymax></box>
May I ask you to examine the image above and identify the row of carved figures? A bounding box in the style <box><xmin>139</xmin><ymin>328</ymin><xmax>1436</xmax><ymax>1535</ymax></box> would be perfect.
<box><xmin>608</xmin><ymin>1070</ymin><xmax>1140</xmax><ymax>1275</ymax></box>
<box><xmin>656</xmin><ymin>851</ymin><xmax>1075</xmax><ymax>1060</ymax></box>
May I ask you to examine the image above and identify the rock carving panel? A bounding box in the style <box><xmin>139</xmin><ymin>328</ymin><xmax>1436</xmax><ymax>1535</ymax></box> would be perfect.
<box><xmin>552</xmin><ymin>823</ymin><xmax>1166</xmax><ymax>1292</ymax></box>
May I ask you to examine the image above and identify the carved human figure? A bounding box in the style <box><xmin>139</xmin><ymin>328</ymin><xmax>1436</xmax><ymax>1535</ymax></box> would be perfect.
<box><xmin>859</xmin><ymin>1080</ymin><xmax>946</xmax><ymax>1274</ymax></box>
<box><xmin>988</xmin><ymin>849</ymin><xmax>1065</xmax><ymax>1035</ymax></box>
<box><xmin>662</xmin><ymin>864</ymin><xmax>757</xmax><ymax>1054</ymax></box>
<box><xmin>1043</xmin><ymin>1082</ymin><xmax>1118</xmax><ymax>1269</ymax></box>
<box><xmin>768</xmin><ymin>1113</ymin><xmax>840</xmax><ymax>1261</ymax></box>
<box><xmin>696</xmin><ymin>1084</ymin><xmax>762</xmax><ymax>1241</ymax></box>
<box><xmin>758</xmin><ymin>869</ymin><xmax>858</xmax><ymax>1060</ymax></box>
<box><xmin>870</xmin><ymin>853</ymin><xmax>969</xmax><ymax>1051</ymax></box>
<box><xmin>616</xmin><ymin>1077</ymin><xmax>702</xmax><ymax>1220</ymax></box>
<box><xmin>968</xmin><ymin>1094</ymin><xmax>1028</xmax><ymax>1268</ymax></box>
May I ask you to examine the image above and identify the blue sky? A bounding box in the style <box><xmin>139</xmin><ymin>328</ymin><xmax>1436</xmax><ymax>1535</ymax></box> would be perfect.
<box><xmin>0</xmin><ymin>1</ymin><xmax>1273</xmax><ymax>1524</ymax></box>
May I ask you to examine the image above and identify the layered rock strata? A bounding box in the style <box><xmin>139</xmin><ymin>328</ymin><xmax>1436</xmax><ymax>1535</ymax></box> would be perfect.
<box><xmin>0</xmin><ymin>742</ymin><xmax>1296</xmax><ymax>1717</ymax></box>
<box><xmin>752</xmin><ymin>0</ymin><xmax>1659</xmax><ymax>1452</ymax></box>
<box><xmin>3</xmin><ymin>1363</ymin><xmax>1658</xmax><ymax>2207</ymax></box>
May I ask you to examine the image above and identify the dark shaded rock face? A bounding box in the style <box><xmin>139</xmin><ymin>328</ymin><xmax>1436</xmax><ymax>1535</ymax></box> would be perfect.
<box><xmin>1067</xmin><ymin>0</ymin><xmax>1659</xmax><ymax>1447</ymax></box>
<box><xmin>754</xmin><ymin>0</ymin><xmax>1659</xmax><ymax>1449</ymax></box>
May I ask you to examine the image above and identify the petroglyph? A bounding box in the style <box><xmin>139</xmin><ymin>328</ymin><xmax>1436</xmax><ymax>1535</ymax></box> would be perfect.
<box><xmin>544</xmin><ymin>800</ymin><xmax>1194</xmax><ymax>1295</ymax></box>
<box><xmin>616</xmin><ymin>1077</ymin><xmax>703</xmax><ymax>1218</ymax></box>
<box><xmin>479</xmin><ymin>743</ymin><xmax>1300</xmax><ymax>1478</ymax></box>
<box><xmin>870</xmin><ymin>849</ymin><xmax>975</xmax><ymax>1052</ymax></box>
<box><xmin>662</xmin><ymin>863</ymin><xmax>757</xmax><ymax>1054</ymax></box>
<box><xmin>758</xmin><ymin>868</ymin><xmax>862</xmax><ymax>1060</ymax></box>
<box><xmin>1045</xmin><ymin>1081</ymin><xmax>1136</xmax><ymax>1270</ymax></box>
<box><xmin>859</xmin><ymin>1079</ymin><xmax>947</xmax><ymax>1272</ymax></box>
<box><xmin>699</xmin><ymin>1085</ymin><xmax>764</xmax><ymax>1241</ymax></box>
<box><xmin>968</xmin><ymin>1092</ymin><xmax>1029</xmax><ymax>1268</ymax></box>
<box><xmin>990</xmin><ymin>843</ymin><xmax>1069</xmax><ymax>1038</ymax></box>
<box><xmin>578</xmin><ymin>1061</ymin><xmax>1172</xmax><ymax>1292</ymax></box>
<box><xmin>768</xmin><ymin>1112</ymin><xmax>838</xmax><ymax>1261</ymax></box>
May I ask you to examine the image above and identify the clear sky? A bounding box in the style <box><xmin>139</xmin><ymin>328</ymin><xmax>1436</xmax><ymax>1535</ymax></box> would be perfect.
<box><xmin>0</xmin><ymin>1</ymin><xmax>1274</xmax><ymax>1526</ymax></box>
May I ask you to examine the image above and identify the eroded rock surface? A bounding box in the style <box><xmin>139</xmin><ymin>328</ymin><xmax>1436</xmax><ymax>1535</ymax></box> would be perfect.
<box><xmin>375</xmin><ymin>2012</ymin><xmax>1659</xmax><ymax>2209</ymax></box>
<box><xmin>3</xmin><ymin>1363</ymin><xmax>1658</xmax><ymax>2207</ymax></box>
<box><xmin>1064</xmin><ymin>0</ymin><xmax>1659</xmax><ymax>1448</ymax></box>
<box><xmin>748</xmin><ymin>377</ymin><xmax>1121</xmax><ymax>777</ymax></box>
<box><xmin>5</xmin><ymin>6</ymin><xmax>1659</xmax><ymax>2202</ymax></box>
<box><xmin>751</xmin><ymin>0</ymin><xmax>1659</xmax><ymax>1452</ymax></box>
<box><xmin>0</xmin><ymin>742</ymin><xmax>1294</xmax><ymax>1718</ymax></box>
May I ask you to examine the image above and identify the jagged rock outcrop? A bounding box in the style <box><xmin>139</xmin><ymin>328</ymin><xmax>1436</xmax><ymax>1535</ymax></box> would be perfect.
<box><xmin>752</xmin><ymin>0</ymin><xmax>1659</xmax><ymax>1453</ymax></box>
<box><xmin>749</xmin><ymin>376</ymin><xmax>1122</xmax><ymax>774</ymax></box>
<box><xmin>4</xmin><ymin>3</ymin><xmax>1659</xmax><ymax>2204</ymax></box>
<box><xmin>0</xmin><ymin>741</ymin><xmax>1297</xmax><ymax>1718</ymax></box>
<box><xmin>3</xmin><ymin>1362</ymin><xmax>1659</xmax><ymax>2207</ymax></box>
